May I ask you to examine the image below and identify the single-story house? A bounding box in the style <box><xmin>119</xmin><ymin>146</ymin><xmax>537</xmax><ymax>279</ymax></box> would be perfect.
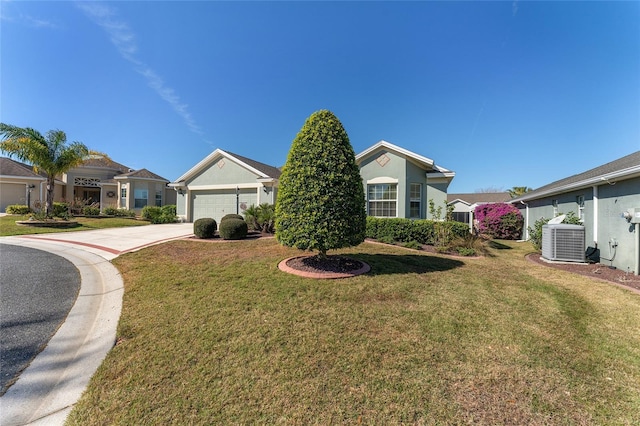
<box><xmin>511</xmin><ymin>150</ymin><xmax>640</xmax><ymax>274</ymax></box>
<box><xmin>356</xmin><ymin>140</ymin><xmax>455</xmax><ymax>219</ymax></box>
<box><xmin>447</xmin><ymin>192</ymin><xmax>512</xmax><ymax>229</ymax></box>
<box><xmin>0</xmin><ymin>156</ymin><xmax>176</xmax><ymax>213</ymax></box>
<box><xmin>171</xmin><ymin>140</ymin><xmax>455</xmax><ymax>224</ymax></box>
<box><xmin>0</xmin><ymin>157</ymin><xmax>49</xmax><ymax>212</ymax></box>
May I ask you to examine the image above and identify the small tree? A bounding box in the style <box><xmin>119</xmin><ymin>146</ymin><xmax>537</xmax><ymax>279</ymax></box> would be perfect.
<box><xmin>474</xmin><ymin>203</ymin><xmax>524</xmax><ymax>240</ymax></box>
<box><xmin>0</xmin><ymin>123</ymin><xmax>100</xmax><ymax>217</ymax></box>
<box><xmin>275</xmin><ymin>110</ymin><xmax>366</xmax><ymax>259</ymax></box>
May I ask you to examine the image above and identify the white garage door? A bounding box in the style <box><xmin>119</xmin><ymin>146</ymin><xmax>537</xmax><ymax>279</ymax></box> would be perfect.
<box><xmin>192</xmin><ymin>189</ymin><xmax>257</xmax><ymax>223</ymax></box>
<box><xmin>1</xmin><ymin>183</ymin><xmax>27</xmax><ymax>212</ymax></box>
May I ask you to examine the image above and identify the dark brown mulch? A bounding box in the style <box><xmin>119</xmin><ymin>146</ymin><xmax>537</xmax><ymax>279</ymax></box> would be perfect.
<box><xmin>286</xmin><ymin>255</ymin><xmax>364</xmax><ymax>274</ymax></box>
<box><xmin>527</xmin><ymin>253</ymin><xmax>640</xmax><ymax>292</ymax></box>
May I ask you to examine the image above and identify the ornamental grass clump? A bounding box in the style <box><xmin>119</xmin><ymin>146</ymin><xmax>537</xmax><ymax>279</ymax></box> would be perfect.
<box><xmin>474</xmin><ymin>203</ymin><xmax>524</xmax><ymax>240</ymax></box>
<box><xmin>276</xmin><ymin>109</ymin><xmax>366</xmax><ymax>259</ymax></box>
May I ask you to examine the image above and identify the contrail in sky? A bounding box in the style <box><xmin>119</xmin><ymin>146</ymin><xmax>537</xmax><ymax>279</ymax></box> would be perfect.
<box><xmin>77</xmin><ymin>2</ymin><xmax>203</xmax><ymax>137</ymax></box>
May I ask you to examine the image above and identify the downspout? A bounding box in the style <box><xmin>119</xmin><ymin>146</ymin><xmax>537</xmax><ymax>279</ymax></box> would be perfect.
<box><xmin>636</xmin><ymin>223</ymin><xmax>639</xmax><ymax>275</ymax></box>
<box><xmin>520</xmin><ymin>201</ymin><xmax>529</xmax><ymax>240</ymax></box>
<box><xmin>593</xmin><ymin>185</ymin><xmax>598</xmax><ymax>245</ymax></box>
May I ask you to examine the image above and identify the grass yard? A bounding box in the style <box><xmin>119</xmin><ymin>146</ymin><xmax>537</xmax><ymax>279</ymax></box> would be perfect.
<box><xmin>67</xmin><ymin>238</ymin><xmax>640</xmax><ymax>425</ymax></box>
<box><xmin>0</xmin><ymin>214</ymin><xmax>149</xmax><ymax>236</ymax></box>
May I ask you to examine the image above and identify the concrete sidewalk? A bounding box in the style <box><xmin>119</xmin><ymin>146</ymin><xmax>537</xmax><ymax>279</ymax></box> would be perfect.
<box><xmin>0</xmin><ymin>223</ymin><xmax>193</xmax><ymax>425</ymax></box>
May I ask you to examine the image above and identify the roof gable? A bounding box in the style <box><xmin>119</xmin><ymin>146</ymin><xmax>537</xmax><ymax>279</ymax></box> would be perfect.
<box><xmin>115</xmin><ymin>168</ymin><xmax>169</xmax><ymax>182</ymax></box>
<box><xmin>513</xmin><ymin>150</ymin><xmax>640</xmax><ymax>202</ymax></box>
<box><xmin>356</xmin><ymin>140</ymin><xmax>454</xmax><ymax>176</ymax></box>
<box><xmin>447</xmin><ymin>192</ymin><xmax>511</xmax><ymax>204</ymax></box>
<box><xmin>173</xmin><ymin>148</ymin><xmax>281</xmax><ymax>184</ymax></box>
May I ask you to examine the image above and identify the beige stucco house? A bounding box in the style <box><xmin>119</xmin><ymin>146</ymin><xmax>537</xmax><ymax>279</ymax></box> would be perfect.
<box><xmin>0</xmin><ymin>156</ymin><xmax>175</xmax><ymax>213</ymax></box>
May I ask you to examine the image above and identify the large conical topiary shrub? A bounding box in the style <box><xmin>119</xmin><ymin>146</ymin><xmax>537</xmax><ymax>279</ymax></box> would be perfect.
<box><xmin>276</xmin><ymin>110</ymin><xmax>366</xmax><ymax>258</ymax></box>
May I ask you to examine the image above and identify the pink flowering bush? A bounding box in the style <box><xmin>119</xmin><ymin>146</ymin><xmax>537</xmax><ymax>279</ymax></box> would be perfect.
<box><xmin>474</xmin><ymin>203</ymin><xmax>523</xmax><ymax>240</ymax></box>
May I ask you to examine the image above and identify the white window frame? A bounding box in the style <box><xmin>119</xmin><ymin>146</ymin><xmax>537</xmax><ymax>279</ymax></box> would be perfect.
<box><xmin>409</xmin><ymin>183</ymin><xmax>422</xmax><ymax>219</ymax></box>
<box><xmin>134</xmin><ymin>188</ymin><xmax>148</xmax><ymax>209</ymax></box>
<box><xmin>552</xmin><ymin>199</ymin><xmax>558</xmax><ymax>217</ymax></box>
<box><xmin>367</xmin><ymin>183</ymin><xmax>398</xmax><ymax>217</ymax></box>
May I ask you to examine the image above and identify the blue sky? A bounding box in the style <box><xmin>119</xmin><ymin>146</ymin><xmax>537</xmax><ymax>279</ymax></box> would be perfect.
<box><xmin>2</xmin><ymin>1</ymin><xmax>639</xmax><ymax>193</ymax></box>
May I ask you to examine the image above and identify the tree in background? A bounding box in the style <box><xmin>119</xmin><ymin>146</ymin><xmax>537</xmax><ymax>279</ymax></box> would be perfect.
<box><xmin>508</xmin><ymin>186</ymin><xmax>533</xmax><ymax>198</ymax></box>
<box><xmin>275</xmin><ymin>110</ymin><xmax>366</xmax><ymax>259</ymax></box>
<box><xmin>0</xmin><ymin>123</ymin><xmax>95</xmax><ymax>217</ymax></box>
<box><xmin>474</xmin><ymin>203</ymin><xmax>524</xmax><ymax>240</ymax></box>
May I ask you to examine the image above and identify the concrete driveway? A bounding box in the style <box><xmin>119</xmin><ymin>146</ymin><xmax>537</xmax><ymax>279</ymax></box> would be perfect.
<box><xmin>0</xmin><ymin>223</ymin><xmax>193</xmax><ymax>425</ymax></box>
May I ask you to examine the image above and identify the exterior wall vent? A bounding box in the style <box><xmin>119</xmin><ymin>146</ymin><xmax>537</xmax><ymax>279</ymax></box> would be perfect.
<box><xmin>541</xmin><ymin>224</ymin><xmax>586</xmax><ymax>262</ymax></box>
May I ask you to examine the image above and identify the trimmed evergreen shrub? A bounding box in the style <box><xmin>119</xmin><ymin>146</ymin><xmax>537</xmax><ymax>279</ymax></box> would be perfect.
<box><xmin>194</xmin><ymin>218</ymin><xmax>217</xmax><ymax>239</ymax></box>
<box><xmin>365</xmin><ymin>217</ymin><xmax>469</xmax><ymax>246</ymax></box>
<box><xmin>276</xmin><ymin>110</ymin><xmax>366</xmax><ymax>257</ymax></box>
<box><xmin>52</xmin><ymin>202</ymin><xmax>69</xmax><ymax>218</ymax></box>
<box><xmin>219</xmin><ymin>217</ymin><xmax>248</xmax><ymax>240</ymax></box>
<box><xmin>83</xmin><ymin>206</ymin><xmax>100</xmax><ymax>216</ymax></box>
<box><xmin>142</xmin><ymin>205</ymin><xmax>177</xmax><ymax>224</ymax></box>
<box><xmin>104</xmin><ymin>207</ymin><xmax>136</xmax><ymax>217</ymax></box>
<box><xmin>6</xmin><ymin>204</ymin><xmax>31</xmax><ymax>215</ymax></box>
<box><xmin>221</xmin><ymin>213</ymin><xmax>244</xmax><ymax>223</ymax></box>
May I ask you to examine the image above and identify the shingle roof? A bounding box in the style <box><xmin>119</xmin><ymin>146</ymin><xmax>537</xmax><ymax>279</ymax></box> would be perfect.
<box><xmin>80</xmin><ymin>156</ymin><xmax>131</xmax><ymax>174</ymax></box>
<box><xmin>116</xmin><ymin>168</ymin><xmax>169</xmax><ymax>182</ymax></box>
<box><xmin>0</xmin><ymin>157</ymin><xmax>46</xmax><ymax>179</ymax></box>
<box><xmin>448</xmin><ymin>192</ymin><xmax>511</xmax><ymax>204</ymax></box>
<box><xmin>225</xmin><ymin>151</ymin><xmax>282</xmax><ymax>179</ymax></box>
<box><xmin>512</xmin><ymin>150</ymin><xmax>640</xmax><ymax>202</ymax></box>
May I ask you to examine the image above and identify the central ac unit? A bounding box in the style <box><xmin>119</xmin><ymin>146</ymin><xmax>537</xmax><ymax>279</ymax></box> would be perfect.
<box><xmin>541</xmin><ymin>224</ymin><xmax>585</xmax><ymax>262</ymax></box>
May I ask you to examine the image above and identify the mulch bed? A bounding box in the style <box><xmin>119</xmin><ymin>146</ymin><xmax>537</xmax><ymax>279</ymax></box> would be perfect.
<box><xmin>527</xmin><ymin>253</ymin><xmax>640</xmax><ymax>292</ymax></box>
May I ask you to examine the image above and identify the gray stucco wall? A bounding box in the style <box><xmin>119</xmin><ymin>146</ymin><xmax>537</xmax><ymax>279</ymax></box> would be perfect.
<box><xmin>189</xmin><ymin>158</ymin><xmax>260</xmax><ymax>186</ymax></box>
<box><xmin>518</xmin><ymin>177</ymin><xmax>640</xmax><ymax>273</ymax></box>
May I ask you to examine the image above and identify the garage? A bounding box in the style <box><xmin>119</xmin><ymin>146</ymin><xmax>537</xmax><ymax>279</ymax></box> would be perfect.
<box><xmin>191</xmin><ymin>188</ymin><xmax>258</xmax><ymax>223</ymax></box>
<box><xmin>0</xmin><ymin>183</ymin><xmax>28</xmax><ymax>212</ymax></box>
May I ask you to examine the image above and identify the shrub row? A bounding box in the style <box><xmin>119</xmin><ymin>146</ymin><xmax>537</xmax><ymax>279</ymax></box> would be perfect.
<box><xmin>142</xmin><ymin>205</ymin><xmax>177</xmax><ymax>224</ymax></box>
<box><xmin>193</xmin><ymin>214</ymin><xmax>249</xmax><ymax>240</ymax></box>
<box><xmin>103</xmin><ymin>207</ymin><xmax>137</xmax><ymax>217</ymax></box>
<box><xmin>366</xmin><ymin>217</ymin><xmax>469</xmax><ymax>246</ymax></box>
<box><xmin>5</xmin><ymin>204</ymin><xmax>31</xmax><ymax>215</ymax></box>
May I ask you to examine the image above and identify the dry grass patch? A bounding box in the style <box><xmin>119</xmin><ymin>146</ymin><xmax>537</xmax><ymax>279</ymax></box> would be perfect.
<box><xmin>67</xmin><ymin>239</ymin><xmax>640</xmax><ymax>425</ymax></box>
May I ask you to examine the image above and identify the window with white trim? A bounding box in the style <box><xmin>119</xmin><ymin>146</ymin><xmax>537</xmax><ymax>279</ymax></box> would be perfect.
<box><xmin>120</xmin><ymin>187</ymin><xmax>127</xmax><ymax>208</ymax></box>
<box><xmin>552</xmin><ymin>199</ymin><xmax>558</xmax><ymax>217</ymax></box>
<box><xmin>367</xmin><ymin>183</ymin><xmax>397</xmax><ymax>217</ymax></box>
<box><xmin>134</xmin><ymin>188</ymin><xmax>148</xmax><ymax>208</ymax></box>
<box><xmin>155</xmin><ymin>185</ymin><xmax>163</xmax><ymax>207</ymax></box>
<box><xmin>409</xmin><ymin>183</ymin><xmax>422</xmax><ymax>218</ymax></box>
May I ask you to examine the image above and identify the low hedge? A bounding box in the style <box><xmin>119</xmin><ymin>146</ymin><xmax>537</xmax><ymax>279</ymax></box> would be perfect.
<box><xmin>5</xmin><ymin>204</ymin><xmax>31</xmax><ymax>215</ymax></box>
<box><xmin>366</xmin><ymin>217</ymin><xmax>469</xmax><ymax>246</ymax></box>
<box><xmin>142</xmin><ymin>205</ymin><xmax>177</xmax><ymax>224</ymax></box>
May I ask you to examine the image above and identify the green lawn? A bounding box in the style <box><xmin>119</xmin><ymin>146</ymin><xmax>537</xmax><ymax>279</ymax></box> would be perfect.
<box><xmin>0</xmin><ymin>214</ymin><xmax>149</xmax><ymax>236</ymax></box>
<box><xmin>66</xmin><ymin>238</ymin><xmax>640</xmax><ymax>425</ymax></box>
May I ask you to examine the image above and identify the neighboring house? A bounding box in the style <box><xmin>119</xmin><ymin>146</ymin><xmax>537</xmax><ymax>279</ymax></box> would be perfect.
<box><xmin>170</xmin><ymin>149</ymin><xmax>281</xmax><ymax>223</ymax></box>
<box><xmin>447</xmin><ymin>192</ymin><xmax>512</xmax><ymax>230</ymax></box>
<box><xmin>0</xmin><ymin>157</ymin><xmax>48</xmax><ymax>212</ymax></box>
<box><xmin>172</xmin><ymin>141</ymin><xmax>455</xmax><ymax>224</ymax></box>
<box><xmin>0</xmin><ymin>156</ymin><xmax>175</xmax><ymax>213</ymax></box>
<box><xmin>511</xmin><ymin>150</ymin><xmax>640</xmax><ymax>274</ymax></box>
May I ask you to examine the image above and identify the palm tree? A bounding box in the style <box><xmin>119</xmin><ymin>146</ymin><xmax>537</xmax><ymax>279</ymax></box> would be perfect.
<box><xmin>508</xmin><ymin>186</ymin><xmax>533</xmax><ymax>198</ymax></box>
<box><xmin>0</xmin><ymin>123</ymin><xmax>95</xmax><ymax>217</ymax></box>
